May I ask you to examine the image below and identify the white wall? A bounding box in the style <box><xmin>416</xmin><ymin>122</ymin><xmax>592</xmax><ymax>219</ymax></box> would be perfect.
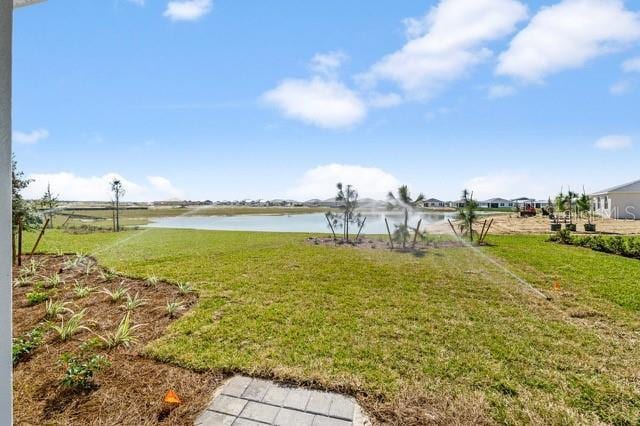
<box><xmin>593</xmin><ymin>193</ymin><xmax>640</xmax><ymax>219</ymax></box>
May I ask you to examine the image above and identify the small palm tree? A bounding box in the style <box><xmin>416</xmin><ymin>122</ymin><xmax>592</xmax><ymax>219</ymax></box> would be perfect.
<box><xmin>576</xmin><ymin>188</ymin><xmax>592</xmax><ymax>224</ymax></box>
<box><xmin>388</xmin><ymin>185</ymin><xmax>425</xmax><ymax>249</ymax></box>
<box><xmin>457</xmin><ymin>189</ymin><xmax>478</xmax><ymax>242</ymax></box>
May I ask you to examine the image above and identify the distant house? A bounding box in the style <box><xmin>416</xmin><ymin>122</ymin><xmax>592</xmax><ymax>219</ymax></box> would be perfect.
<box><xmin>423</xmin><ymin>198</ymin><xmax>445</xmax><ymax>208</ymax></box>
<box><xmin>591</xmin><ymin>179</ymin><xmax>640</xmax><ymax>220</ymax></box>
<box><xmin>479</xmin><ymin>198</ymin><xmax>513</xmax><ymax>209</ymax></box>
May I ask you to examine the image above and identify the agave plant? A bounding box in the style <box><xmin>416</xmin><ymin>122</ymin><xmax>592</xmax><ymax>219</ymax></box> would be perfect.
<box><xmin>165</xmin><ymin>300</ymin><xmax>185</xmax><ymax>318</ymax></box>
<box><xmin>98</xmin><ymin>313</ymin><xmax>144</xmax><ymax>348</ymax></box>
<box><xmin>49</xmin><ymin>309</ymin><xmax>90</xmax><ymax>341</ymax></box>
<box><xmin>101</xmin><ymin>283</ymin><xmax>128</xmax><ymax>303</ymax></box>
<box><xmin>120</xmin><ymin>292</ymin><xmax>147</xmax><ymax>311</ymax></box>
<box><xmin>45</xmin><ymin>300</ymin><xmax>73</xmax><ymax>319</ymax></box>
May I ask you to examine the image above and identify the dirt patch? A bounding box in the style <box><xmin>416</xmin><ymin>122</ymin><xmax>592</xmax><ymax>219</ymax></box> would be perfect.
<box><xmin>485</xmin><ymin>214</ymin><xmax>640</xmax><ymax>235</ymax></box>
<box><xmin>12</xmin><ymin>255</ymin><xmax>222</xmax><ymax>425</ymax></box>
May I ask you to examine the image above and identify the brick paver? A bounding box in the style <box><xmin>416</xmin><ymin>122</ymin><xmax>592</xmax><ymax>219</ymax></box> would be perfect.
<box><xmin>194</xmin><ymin>376</ymin><xmax>367</xmax><ymax>425</ymax></box>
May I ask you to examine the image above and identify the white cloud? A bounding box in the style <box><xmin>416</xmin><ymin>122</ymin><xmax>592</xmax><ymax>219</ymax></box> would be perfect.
<box><xmin>594</xmin><ymin>134</ymin><xmax>633</xmax><ymax>151</ymax></box>
<box><xmin>368</xmin><ymin>92</ymin><xmax>403</xmax><ymax>108</ymax></box>
<box><xmin>610</xmin><ymin>80</ymin><xmax>634</xmax><ymax>95</ymax></box>
<box><xmin>13</xmin><ymin>129</ymin><xmax>49</xmax><ymax>145</ymax></box>
<box><xmin>465</xmin><ymin>171</ymin><xmax>545</xmax><ymax>200</ymax></box>
<box><xmin>310</xmin><ymin>51</ymin><xmax>348</xmax><ymax>76</ymax></box>
<box><xmin>23</xmin><ymin>172</ymin><xmax>185</xmax><ymax>202</ymax></box>
<box><xmin>286</xmin><ymin>164</ymin><xmax>400</xmax><ymax>200</ymax></box>
<box><xmin>497</xmin><ymin>0</ymin><xmax>640</xmax><ymax>82</ymax></box>
<box><xmin>359</xmin><ymin>0</ymin><xmax>528</xmax><ymax>99</ymax></box>
<box><xmin>622</xmin><ymin>56</ymin><xmax>640</xmax><ymax>73</ymax></box>
<box><xmin>163</xmin><ymin>0</ymin><xmax>212</xmax><ymax>21</ymax></box>
<box><xmin>262</xmin><ymin>77</ymin><xmax>366</xmax><ymax>129</ymax></box>
<box><xmin>487</xmin><ymin>84</ymin><xmax>516</xmax><ymax>99</ymax></box>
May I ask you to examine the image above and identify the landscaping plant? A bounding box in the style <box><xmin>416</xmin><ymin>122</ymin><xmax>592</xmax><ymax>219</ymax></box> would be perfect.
<box><xmin>98</xmin><ymin>313</ymin><xmax>144</xmax><ymax>348</ymax></box>
<box><xmin>73</xmin><ymin>281</ymin><xmax>95</xmax><ymax>298</ymax></box>
<box><xmin>457</xmin><ymin>189</ymin><xmax>479</xmax><ymax>242</ymax></box>
<box><xmin>12</xmin><ymin>327</ymin><xmax>44</xmax><ymax>365</ymax></box>
<box><xmin>59</xmin><ymin>352</ymin><xmax>110</xmax><ymax>389</ymax></box>
<box><xmin>326</xmin><ymin>183</ymin><xmax>364</xmax><ymax>242</ymax></box>
<box><xmin>387</xmin><ymin>185</ymin><xmax>425</xmax><ymax>249</ymax></box>
<box><xmin>49</xmin><ymin>309</ymin><xmax>90</xmax><ymax>341</ymax></box>
<box><xmin>165</xmin><ymin>300</ymin><xmax>185</xmax><ymax>318</ymax></box>
<box><xmin>101</xmin><ymin>283</ymin><xmax>129</xmax><ymax>302</ymax></box>
<box><xmin>26</xmin><ymin>290</ymin><xmax>49</xmax><ymax>306</ymax></box>
<box><xmin>45</xmin><ymin>300</ymin><xmax>73</xmax><ymax>319</ymax></box>
<box><xmin>177</xmin><ymin>282</ymin><xmax>194</xmax><ymax>295</ymax></box>
<box><xmin>120</xmin><ymin>292</ymin><xmax>148</xmax><ymax>311</ymax></box>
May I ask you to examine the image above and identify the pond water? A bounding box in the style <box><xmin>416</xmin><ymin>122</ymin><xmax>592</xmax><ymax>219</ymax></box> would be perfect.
<box><xmin>145</xmin><ymin>211</ymin><xmax>458</xmax><ymax>234</ymax></box>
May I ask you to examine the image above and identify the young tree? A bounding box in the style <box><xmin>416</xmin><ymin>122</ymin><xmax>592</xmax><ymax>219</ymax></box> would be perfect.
<box><xmin>110</xmin><ymin>178</ymin><xmax>125</xmax><ymax>232</ymax></box>
<box><xmin>457</xmin><ymin>189</ymin><xmax>478</xmax><ymax>242</ymax></box>
<box><xmin>387</xmin><ymin>185</ymin><xmax>425</xmax><ymax>249</ymax></box>
<box><xmin>327</xmin><ymin>183</ymin><xmax>363</xmax><ymax>241</ymax></box>
<box><xmin>40</xmin><ymin>183</ymin><xmax>59</xmax><ymax>228</ymax></box>
<box><xmin>576</xmin><ymin>188</ymin><xmax>592</xmax><ymax>224</ymax></box>
<box><xmin>12</xmin><ymin>156</ymin><xmax>42</xmax><ymax>263</ymax></box>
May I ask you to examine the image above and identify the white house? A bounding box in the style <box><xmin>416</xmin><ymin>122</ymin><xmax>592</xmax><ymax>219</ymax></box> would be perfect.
<box><xmin>479</xmin><ymin>198</ymin><xmax>513</xmax><ymax>209</ymax></box>
<box><xmin>591</xmin><ymin>179</ymin><xmax>640</xmax><ymax>220</ymax></box>
<box><xmin>423</xmin><ymin>198</ymin><xmax>445</xmax><ymax>208</ymax></box>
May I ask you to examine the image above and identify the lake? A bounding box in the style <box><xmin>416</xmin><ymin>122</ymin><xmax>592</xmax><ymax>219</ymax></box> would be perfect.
<box><xmin>145</xmin><ymin>211</ymin><xmax>458</xmax><ymax>234</ymax></box>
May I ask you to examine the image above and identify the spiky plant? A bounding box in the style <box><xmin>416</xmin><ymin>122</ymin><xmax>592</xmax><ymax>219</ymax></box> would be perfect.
<box><xmin>177</xmin><ymin>282</ymin><xmax>194</xmax><ymax>295</ymax></box>
<box><xmin>165</xmin><ymin>300</ymin><xmax>185</xmax><ymax>318</ymax></box>
<box><xmin>98</xmin><ymin>313</ymin><xmax>144</xmax><ymax>348</ymax></box>
<box><xmin>21</xmin><ymin>259</ymin><xmax>41</xmax><ymax>276</ymax></box>
<box><xmin>13</xmin><ymin>276</ymin><xmax>30</xmax><ymax>288</ymax></box>
<box><xmin>145</xmin><ymin>275</ymin><xmax>159</xmax><ymax>287</ymax></box>
<box><xmin>44</xmin><ymin>273</ymin><xmax>64</xmax><ymax>289</ymax></box>
<box><xmin>49</xmin><ymin>309</ymin><xmax>90</xmax><ymax>341</ymax></box>
<box><xmin>120</xmin><ymin>292</ymin><xmax>147</xmax><ymax>311</ymax></box>
<box><xmin>45</xmin><ymin>300</ymin><xmax>73</xmax><ymax>319</ymax></box>
<box><xmin>73</xmin><ymin>281</ymin><xmax>95</xmax><ymax>298</ymax></box>
<box><xmin>101</xmin><ymin>283</ymin><xmax>129</xmax><ymax>303</ymax></box>
<box><xmin>98</xmin><ymin>268</ymin><xmax>117</xmax><ymax>282</ymax></box>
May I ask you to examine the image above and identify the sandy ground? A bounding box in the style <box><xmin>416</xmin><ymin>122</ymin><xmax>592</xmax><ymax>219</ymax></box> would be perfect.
<box><xmin>479</xmin><ymin>214</ymin><xmax>640</xmax><ymax>235</ymax></box>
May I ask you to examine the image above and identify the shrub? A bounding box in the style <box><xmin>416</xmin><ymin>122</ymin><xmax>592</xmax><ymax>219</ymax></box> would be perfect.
<box><xmin>59</xmin><ymin>353</ymin><xmax>109</xmax><ymax>389</ymax></box>
<box><xmin>26</xmin><ymin>290</ymin><xmax>49</xmax><ymax>306</ymax></box>
<box><xmin>98</xmin><ymin>313</ymin><xmax>144</xmax><ymax>349</ymax></box>
<box><xmin>12</xmin><ymin>327</ymin><xmax>44</xmax><ymax>365</ymax></box>
<box><xmin>13</xmin><ymin>275</ymin><xmax>30</xmax><ymax>288</ymax></box>
<box><xmin>551</xmin><ymin>234</ymin><xmax>640</xmax><ymax>260</ymax></box>
<box><xmin>49</xmin><ymin>309</ymin><xmax>90</xmax><ymax>341</ymax></box>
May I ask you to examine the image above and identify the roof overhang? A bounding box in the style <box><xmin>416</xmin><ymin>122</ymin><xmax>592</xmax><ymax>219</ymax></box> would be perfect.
<box><xmin>14</xmin><ymin>0</ymin><xmax>45</xmax><ymax>8</ymax></box>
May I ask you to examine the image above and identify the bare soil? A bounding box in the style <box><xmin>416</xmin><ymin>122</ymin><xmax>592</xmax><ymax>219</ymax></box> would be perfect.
<box><xmin>307</xmin><ymin>237</ymin><xmax>464</xmax><ymax>252</ymax></box>
<box><xmin>12</xmin><ymin>255</ymin><xmax>223</xmax><ymax>426</ymax></box>
<box><xmin>485</xmin><ymin>214</ymin><xmax>640</xmax><ymax>235</ymax></box>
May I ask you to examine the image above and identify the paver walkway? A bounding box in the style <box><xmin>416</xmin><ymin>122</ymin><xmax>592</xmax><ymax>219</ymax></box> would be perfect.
<box><xmin>195</xmin><ymin>376</ymin><xmax>368</xmax><ymax>426</ymax></box>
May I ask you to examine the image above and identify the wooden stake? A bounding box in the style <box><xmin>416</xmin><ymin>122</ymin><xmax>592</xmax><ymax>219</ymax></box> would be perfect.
<box><xmin>412</xmin><ymin>218</ymin><xmax>422</xmax><ymax>248</ymax></box>
<box><xmin>447</xmin><ymin>219</ymin><xmax>459</xmax><ymax>238</ymax></box>
<box><xmin>30</xmin><ymin>217</ymin><xmax>50</xmax><ymax>257</ymax></box>
<box><xmin>355</xmin><ymin>217</ymin><xmax>367</xmax><ymax>241</ymax></box>
<box><xmin>61</xmin><ymin>214</ymin><xmax>71</xmax><ymax>228</ymax></box>
<box><xmin>480</xmin><ymin>219</ymin><xmax>494</xmax><ymax>243</ymax></box>
<box><xmin>384</xmin><ymin>218</ymin><xmax>394</xmax><ymax>249</ymax></box>
<box><xmin>479</xmin><ymin>220</ymin><xmax>488</xmax><ymax>242</ymax></box>
<box><xmin>325</xmin><ymin>213</ymin><xmax>336</xmax><ymax>239</ymax></box>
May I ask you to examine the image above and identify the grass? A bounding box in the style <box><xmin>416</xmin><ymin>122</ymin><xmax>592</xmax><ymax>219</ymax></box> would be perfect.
<box><xmin>23</xmin><ymin>229</ymin><xmax>640</xmax><ymax>424</ymax></box>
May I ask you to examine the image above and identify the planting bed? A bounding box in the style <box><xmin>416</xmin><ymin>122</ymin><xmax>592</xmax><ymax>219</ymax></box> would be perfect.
<box><xmin>12</xmin><ymin>254</ymin><xmax>222</xmax><ymax>425</ymax></box>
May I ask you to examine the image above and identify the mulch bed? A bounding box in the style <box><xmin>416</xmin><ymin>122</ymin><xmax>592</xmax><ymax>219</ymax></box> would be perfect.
<box><xmin>12</xmin><ymin>254</ymin><xmax>223</xmax><ymax>425</ymax></box>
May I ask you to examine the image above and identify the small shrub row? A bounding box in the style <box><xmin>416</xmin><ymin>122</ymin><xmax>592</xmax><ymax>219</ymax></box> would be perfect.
<box><xmin>549</xmin><ymin>231</ymin><xmax>640</xmax><ymax>260</ymax></box>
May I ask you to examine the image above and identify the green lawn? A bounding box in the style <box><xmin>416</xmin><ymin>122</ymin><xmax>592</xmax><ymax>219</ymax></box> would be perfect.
<box><xmin>21</xmin><ymin>230</ymin><xmax>640</xmax><ymax>424</ymax></box>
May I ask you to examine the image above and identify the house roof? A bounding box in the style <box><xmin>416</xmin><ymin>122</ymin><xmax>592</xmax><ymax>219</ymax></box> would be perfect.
<box><xmin>591</xmin><ymin>179</ymin><xmax>640</xmax><ymax>195</ymax></box>
<box><xmin>482</xmin><ymin>198</ymin><xmax>511</xmax><ymax>203</ymax></box>
<box><xmin>424</xmin><ymin>198</ymin><xmax>443</xmax><ymax>203</ymax></box>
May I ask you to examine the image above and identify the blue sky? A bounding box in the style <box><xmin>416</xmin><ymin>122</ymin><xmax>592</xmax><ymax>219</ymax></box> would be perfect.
<box><xmin>12</xmin><ymin>0</ymin><xmax>640</xmax><ymax>202</ymax></box>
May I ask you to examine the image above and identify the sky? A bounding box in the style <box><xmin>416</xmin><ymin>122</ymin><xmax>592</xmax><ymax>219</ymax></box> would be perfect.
<box><xmin>11</xmin><ymin>0</ymin><xmax>640</xmax><ymax>202</ymax></box>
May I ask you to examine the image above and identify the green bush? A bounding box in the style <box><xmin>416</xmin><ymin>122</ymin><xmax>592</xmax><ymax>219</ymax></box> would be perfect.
<box><xmin>26</xmin><ymin>290</ymin><xmax>49</xmax><ymax>306</ymax></box>
<box><xmin>13</xmin><ymin>327</ymin><xmax>44</xmax><ymax>365</ymax></box>
<box><xmin>59</xmin><ymin>353</ymin><xmax>110</xmax><ymax>389</ymax></box>
<box><xmin>552</xmin><ymin>234</ymin><xmax>640</xmax><ymax>260</ymax></box>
